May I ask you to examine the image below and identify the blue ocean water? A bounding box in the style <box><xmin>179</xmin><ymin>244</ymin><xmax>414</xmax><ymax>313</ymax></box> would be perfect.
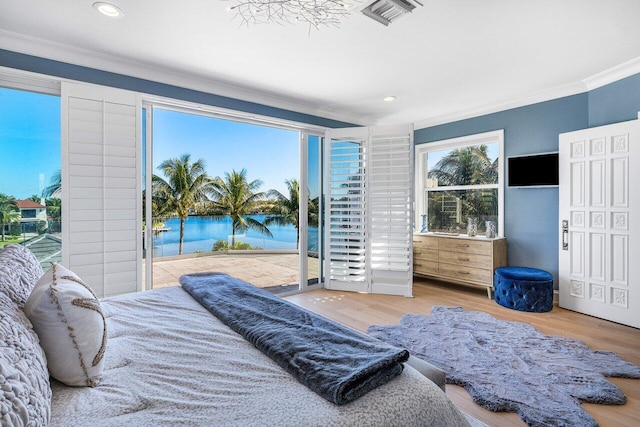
<box><xmin>152</xmin><ymin>215</ymin><xmax>318</xmax><ymax>257</ymax></box>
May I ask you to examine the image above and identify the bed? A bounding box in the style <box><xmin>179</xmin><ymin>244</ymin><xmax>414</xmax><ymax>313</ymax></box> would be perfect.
<box><xmin>0</xmin><ymin>244</ymin><xmax>476</xmax><ymax>427</ymax></box>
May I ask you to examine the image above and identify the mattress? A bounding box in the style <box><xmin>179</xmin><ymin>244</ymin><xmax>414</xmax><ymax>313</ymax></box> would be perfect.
<box><xmin>50</xmin><ymin>286</ymin><xmax>471</xmax><ymax>426</ymax></box>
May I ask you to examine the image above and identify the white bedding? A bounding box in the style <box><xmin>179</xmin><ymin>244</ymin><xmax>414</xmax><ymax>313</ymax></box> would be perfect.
<box><xmin>50</xmin><ymin>286</ymin><xmax>471</xmax><ymax>427</ymax></box>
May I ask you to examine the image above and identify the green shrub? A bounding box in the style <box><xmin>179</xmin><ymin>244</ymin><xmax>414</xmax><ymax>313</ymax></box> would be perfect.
<box><xmin>212</xmin><ymin>239</ymin><xmax>262</xmax><ymax>251</ymax></box>
<box><xmin>9</xmin><ymin>223</ymin><xmax>21</xmax><ymax>237</ymax></box>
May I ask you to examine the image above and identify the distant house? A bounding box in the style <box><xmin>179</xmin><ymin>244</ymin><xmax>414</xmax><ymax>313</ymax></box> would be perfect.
<box><xmin>16</xmin><ymin>199</ymin><xmax>48</xmax><ymax>233</ymax></box>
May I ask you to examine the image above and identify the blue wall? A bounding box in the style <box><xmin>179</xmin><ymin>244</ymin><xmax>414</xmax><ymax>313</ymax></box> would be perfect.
<box><xmin>415</xmin><ymin>73</ymin><xmax>640</xmax><ymax>288</ymax></box>
<box><xmin>588</xmin><ymin>73</ymin><xmax>640</xmax><ymax>127</ymax></box>
<box><xmin>0</xmin><ymin>49</ymin><xmax>354</xmax><ymax>129</ymax></box>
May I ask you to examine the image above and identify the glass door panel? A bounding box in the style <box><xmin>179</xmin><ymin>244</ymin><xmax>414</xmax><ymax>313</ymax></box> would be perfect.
<box><xmin>146</xmin><ymin>106</ymin><xmax>301</xmax><ymax>294</ymax></box>
<box><xmin>305</xmin><ymin>134</ymin><xmax>322</xmax><ymax>287</ymax></box>
<box><xmin>0</xmin><ymin>87</ymin><xmax>61</xmax><ymax>266</ymax></box>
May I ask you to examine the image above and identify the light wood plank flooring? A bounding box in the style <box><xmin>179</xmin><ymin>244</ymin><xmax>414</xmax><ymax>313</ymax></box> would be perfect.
<box><xmin>285</xmin><ymin>277</ymin><xmax>640</xmax><ymax>427</ymax></box>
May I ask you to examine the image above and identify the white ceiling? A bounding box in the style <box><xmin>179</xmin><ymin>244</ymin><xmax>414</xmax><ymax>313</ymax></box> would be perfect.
<box><xmin>1</xmin><ymin>0</ymin><xmax>640</xmax><ymax>127</ymax></box>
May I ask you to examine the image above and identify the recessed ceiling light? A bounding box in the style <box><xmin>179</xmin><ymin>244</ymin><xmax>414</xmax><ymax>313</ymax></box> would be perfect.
<box><xmin>383</xmin><ymin>96</ymin><xmax>396</xmax><ymax>102</ymax></box>
<box><xmin>93</xmin><ymin>2</ymin><xmax>124</xmax><ymax>18</ymax></box>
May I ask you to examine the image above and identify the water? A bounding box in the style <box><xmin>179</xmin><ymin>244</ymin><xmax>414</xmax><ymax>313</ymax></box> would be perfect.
<box><xmin>152</xmin><ymin>214</ymin><xmax>318</xmax><ymax>257</ymax></box>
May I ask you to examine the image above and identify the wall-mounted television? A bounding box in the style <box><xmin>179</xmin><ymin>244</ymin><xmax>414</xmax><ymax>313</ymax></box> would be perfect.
<box><xmin>507</xmin><ymin>152</ymin><xmax>559</xmax><ymax>187</ymax></box>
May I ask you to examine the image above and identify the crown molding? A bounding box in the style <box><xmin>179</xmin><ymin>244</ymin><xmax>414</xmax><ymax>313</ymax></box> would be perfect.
<box><xmin>582</xmin><ymin>56</ymin><xmax>640</xmax><ymax>91</ymax></box>
<box><xmin>0</xmin><ymin>29</ymin><xmax>367</xmax><ymax>126</ymax></box>
<box><xmin>414</xmin><ymin>81</ymin><xmax>589</xmax><ymax>130</ymax></box>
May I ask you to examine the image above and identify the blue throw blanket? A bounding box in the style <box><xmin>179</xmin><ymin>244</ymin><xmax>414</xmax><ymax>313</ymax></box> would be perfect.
<box><xmin>179</xmin><ymin>272</ymin><xmax>409</xmax><ymax>405</ymax></box>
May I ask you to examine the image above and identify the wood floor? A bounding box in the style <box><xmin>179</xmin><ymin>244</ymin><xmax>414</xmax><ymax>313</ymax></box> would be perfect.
<box><xmin>285</xmin><ymin>277</ymin><xmax>640</xmax><ymax>427</ymax></box>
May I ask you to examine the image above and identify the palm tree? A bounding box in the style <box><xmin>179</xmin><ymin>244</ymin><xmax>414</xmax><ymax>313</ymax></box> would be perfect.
<box><xmin>428</xmin><ymin>145</ymin><xmax>497</xmax><ymax>187</ymax></box>
<box><xmin>0</xmin><ymin>193</ymin><xmax>20</xmax><ymax>242</ymax></box>
<box><xmin>428</xmin><ymin>145</ymin><xmax>498</xmax><ymax>229</ymax></box>
<box><xmin>152</xmin><ymin>154</ymin><xmax>216</xmax><ymax>255</ymax></box>
<box><xmin>42</xmin><ymin>170</ymin><xmax>62</xmax><ymax>199</ymax></box>
<box><xmin>265</xmin><ymin>178</ymin><xmax>318</xmax><ymax>250</ymax></box>
<box><xmin>45</xmin><ymin>197</ymin><xmax>62</xmax><ymax>233</ymax></box>
<box><xmin>209</xmin><ymin>169</ymin><xmax>272</xmax><ymax>246</ymax></box>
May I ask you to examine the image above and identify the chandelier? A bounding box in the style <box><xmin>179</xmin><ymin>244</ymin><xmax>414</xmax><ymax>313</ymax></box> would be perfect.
<box><xmin>227</xmin><ymin>0</ymin><xmax>354</xmax><ymax>29</ymax></box>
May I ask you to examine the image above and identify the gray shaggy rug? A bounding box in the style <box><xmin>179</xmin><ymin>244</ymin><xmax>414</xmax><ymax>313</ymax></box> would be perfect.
<box><xmin>367</xmin><ymin>306</ymin><xmax>640</xmax><ymax>427</ymax></box>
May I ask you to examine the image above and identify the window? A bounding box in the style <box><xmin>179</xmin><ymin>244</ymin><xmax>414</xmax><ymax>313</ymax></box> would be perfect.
<box><xmin>415</xmin><ymin>130</ymin><xmax>504</xmax><ymax>236</ymax></box>
<box><xmin>148</xmin><ymin>107</ymin><xmax>301</xmax><ymax>256</ymax></box>
<box><xmin>21</xmin><ymin>209</ymin><xmax>37</xmax><ymax>218</ymax></box>
<box><xmin>143</xmin><ymin>102</ymin><xmax>326</xmax><ymax>295</ymax></box>
<box><xmin>0</xmin><ymin>85</ymin><xmax>61</xmax><ymax>266</ymax></box>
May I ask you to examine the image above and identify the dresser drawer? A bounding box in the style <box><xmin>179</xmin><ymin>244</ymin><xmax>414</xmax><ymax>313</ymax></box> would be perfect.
<box><xmin>439</xmin><ymin>239</ymin><xmax>492</xmax><ymax>256</ymax></box>
<box><xmin>413</xmin><ymin>246</ymin><xmax>437</xmax><ymax>262</ymax></box>
<box><xmin>413</xmin><ymin>260</ymin><xmax>438</xmax><ymax>275</ymax></box>
<box><xmin>438</xmin><ymin>262</ymin><xmax>493</xmax><ymax>284</ymax></box>
<box><xmin>438</xmin><ymin>250</ymin><xmax>490</xmax><ymax>269</ymax></box>
<box><xmin>412</xmin><ymin>235</ymin><xmax>438</xmax><ymax>250</ymax></box>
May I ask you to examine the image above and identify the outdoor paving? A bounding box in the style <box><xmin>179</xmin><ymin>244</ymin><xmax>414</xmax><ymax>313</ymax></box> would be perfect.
<box><xmin>150</xmin><ymin>252</ymin><xmax>319</xmax><ymax>291</ymax></box>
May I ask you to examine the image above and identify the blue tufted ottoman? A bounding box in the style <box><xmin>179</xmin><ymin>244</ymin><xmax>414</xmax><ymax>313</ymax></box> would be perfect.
<box><xmin>494</xmin><ymin>266</ymin><xmax>553</xmax><ymax>312</ymax></box>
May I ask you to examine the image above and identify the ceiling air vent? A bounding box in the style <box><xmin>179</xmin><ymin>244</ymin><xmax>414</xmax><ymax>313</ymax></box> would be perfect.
<box><xmin>361</xmin><ymin>0</ymin><xmax>422</xmax><ymax>26</ymax></box>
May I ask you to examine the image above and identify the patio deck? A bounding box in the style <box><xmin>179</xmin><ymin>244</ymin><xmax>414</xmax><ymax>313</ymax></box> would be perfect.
<box><xmin>150</xmin><ymin>252</ymin><xmax>319</xmax><ymax>292</ymax></box>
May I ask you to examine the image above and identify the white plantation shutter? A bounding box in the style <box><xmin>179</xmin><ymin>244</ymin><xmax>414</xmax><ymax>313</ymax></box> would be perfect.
<box><xmin>368</xmin><ymin>127</ymin><xmax>413</xmax><ymax>296</ymax></box>
<box><xmin>61</xmin><ymin>82</ymin><xmax>142</xmax><ymax>298</ymax></box>
<box><xmin>325</xmin><ymin>129</ymin><xmax>368</xmax><ymax>292</ymax></box>
<box><xmin>325</xmin><ymin>125</ymin><xmax>413</xmax><ymax>296</ymax></box>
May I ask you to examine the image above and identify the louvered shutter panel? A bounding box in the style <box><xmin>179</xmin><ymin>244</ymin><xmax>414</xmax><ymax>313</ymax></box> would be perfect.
<box><xmin>61</xmin><ymin>82</ymin><xmax>142</xmax><ymax>298</ymax></box>
<box><xmin>368</xmin><ymin>127</ymin><xmax>413</xmax><ymax>296</ymax></box>
<box><xmin>325</xmin><ymin>130</ymin><xmax>369</xmax><ymax>292</ymax></box>
<box><xmin>324</xmin><ymin>125</ymin><xmax>413</xmax><ymax>296</ymax></box>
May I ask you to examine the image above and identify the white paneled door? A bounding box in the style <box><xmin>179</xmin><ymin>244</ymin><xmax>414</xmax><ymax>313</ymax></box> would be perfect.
<box><xmin>559</xmin><ymin>118</ymin><xmax>639</xmax><ymax>328</ymax></box>
<box><xmin>324</xmin><ymin>125</ymin><xmax>413</xmax><ymax>296</ymax></box>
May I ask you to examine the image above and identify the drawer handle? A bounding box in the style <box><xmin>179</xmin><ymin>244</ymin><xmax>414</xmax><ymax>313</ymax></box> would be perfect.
<box><xmin>415</xmin><ymin>263</ymin><xmax>422</xmax><ymax>267</ymax></box>
<box><xmin>459</xmin><ymin>258</ymin><xmax>470</xmax><ymax>262</ymax></box>
<box><xmin>457</xmin><ymin>271</ymin><xmax>470</xmax><ymax>275</ymax></box>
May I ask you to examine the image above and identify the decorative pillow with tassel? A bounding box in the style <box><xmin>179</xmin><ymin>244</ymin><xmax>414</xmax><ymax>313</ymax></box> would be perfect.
<box><xmin>25</xmin><ymin>263</ymin><xmax>107</xmax><ymax>387</ymax></box>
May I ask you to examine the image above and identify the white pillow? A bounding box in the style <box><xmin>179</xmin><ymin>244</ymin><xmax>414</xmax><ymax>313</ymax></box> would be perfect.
<box><xmin>24</xmin><ymin>263</ymin><xmax>107</xmax><ymax>387</ymax></box>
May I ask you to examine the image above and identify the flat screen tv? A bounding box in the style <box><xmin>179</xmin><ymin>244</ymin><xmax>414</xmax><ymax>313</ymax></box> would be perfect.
<box><xmin>507</xmin><ymin>152</ymin><xmax>559</xmax><ymax>187</ymax></box>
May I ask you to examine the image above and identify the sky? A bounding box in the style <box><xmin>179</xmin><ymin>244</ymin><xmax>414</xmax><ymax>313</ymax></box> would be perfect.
<box><xmin>152</xmin><ymin>108</ymin><xmax>300</xmax><ymax>197</ymax></box>
<box><xmin>0</xmin><ymin>88</ymin><xmax>60</xmax><ymax>200</ymax></box>
<box><xmin>0</xmin><ymin>88</ymin><xmax>303</xmax><ymax>201</ymax></box>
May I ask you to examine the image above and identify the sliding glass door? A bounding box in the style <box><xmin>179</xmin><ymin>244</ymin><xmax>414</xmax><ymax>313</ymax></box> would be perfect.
<box><xmin>0</xmin><ymin>86</ymin><xmax>61</xmax><ymax>266</ymax></box>
<box><xmin>302</xmin><ymin>133</ymin><xmax>323</xmax><ymax>289</ymax></box>
<box><xmin>142</xmin><ymin>104</ymin><xmax>323</xmax><ymax>295</ymax></box>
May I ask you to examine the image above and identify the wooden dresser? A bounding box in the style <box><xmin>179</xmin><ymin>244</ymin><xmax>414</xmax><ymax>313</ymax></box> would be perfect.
<box><xmin>412</xmin><ymin>233</ymin><xmax>507</xmax><ymax>298</ymax></box>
